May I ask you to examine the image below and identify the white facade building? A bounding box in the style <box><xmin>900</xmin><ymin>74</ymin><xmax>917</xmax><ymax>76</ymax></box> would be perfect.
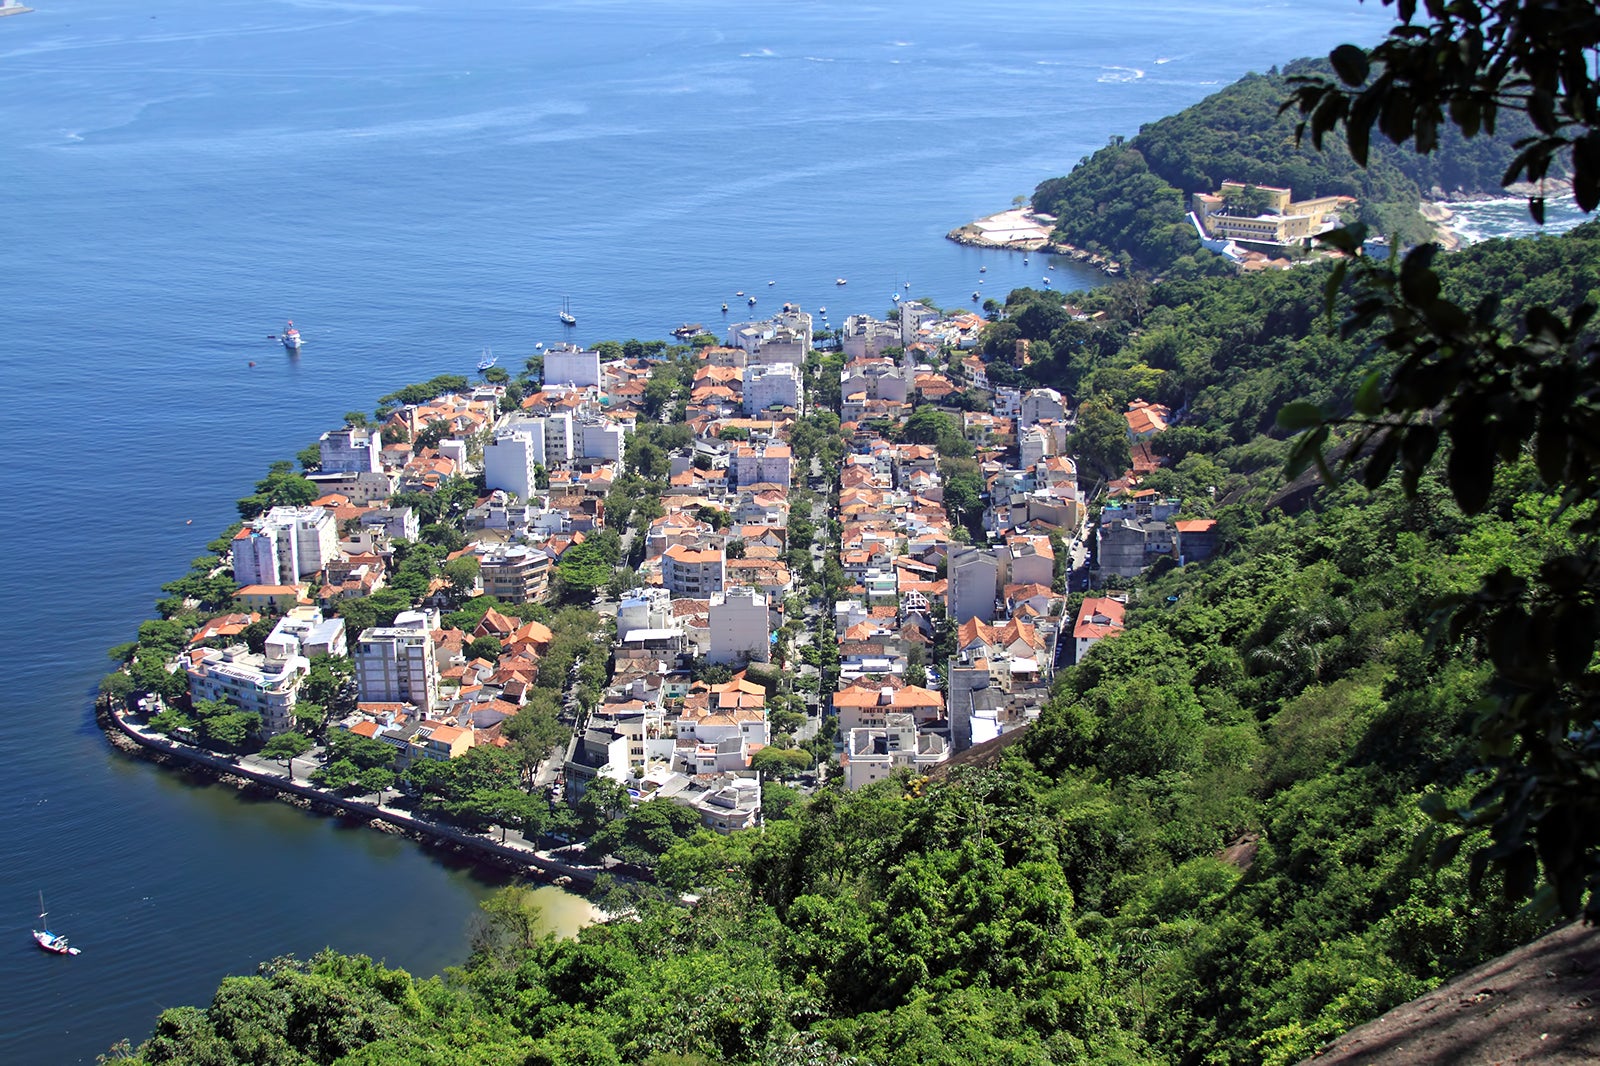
<box><xmin>843</xmin><ymin>713</ymin><xmax>950</xmax><ymax>790</ymax></box>
<box><xmin>578</xmin><ymin>418</ymin><xmax>626</xmax><ymax>462</ymax></box>
<box><xmin>899</xmin><ymin>301</ymin><xmax>938</xmax><ymax>346</ymax></box>
<box><xmin>264</xmin><ymin>607</ymin><xmax>348</xmax><ymax>662</ymax></box>
<box><xmin>232</xmin><ymin>507</ymin><xmax>338</xmax><ymax>586</ymax></box>
<box><xmin>355</xmin><ymin>619</ymin><xmax>438</xmax><ymax>715</ymax></box>
<box><xmin>662</xmin><ymin>544</ymin><xmax>725</xmax><ymax>597</ymax></box>
<box><xmin>186</xmin><ymin>645</ymin><xmax>309</xmax><ymax>737</ymax></box>
<box><xmin>744</xmin><ymin>362</ymin><xmax>802</xmax><ymax>415</ymax></box>
<box><xmin>947</xmin><ymin>544</ymin><xmax>999</xmax><ymax>624</ymax></box>
<box><xmin>483</xmin><ymin>426</ymin><xmax>542</xmax><ymax>500</ymax></box>
<box><xmin>730</xmin><ymin>442</ymin><xmax>793</xmax><ymax>488</ymax></box>
<box><xmin>618</xmin><ymin>587</ymin><xmax>674</xmax><ymax>642</ymax></box>
<box><xmin>708</xmin><ymin>586</ymin><xmax>771</xmax><ymax>666</ymax></box>
<box><xmin>543</xmin><ymin>345</ymin><xmax>601</xmax><ymax>388</ymax></box>
<box><xmin>1020</xmin><ymin>388</ymin><xmax>1067</xmax><ymax>429</ymax></box>
<box><xmin>318</xmin><ymin>425</ymin><xmax>383</xmax><ymax>473</ymax></box>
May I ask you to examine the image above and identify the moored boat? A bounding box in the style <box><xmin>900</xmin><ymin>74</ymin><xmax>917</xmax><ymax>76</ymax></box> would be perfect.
<box><xmin>559</xmin><ymin>297</ymin><xmax>576</xmax><ymax>325</ymax></box>
<box><xmin>33</xmin><ymin>893</ymin><xmax>79</xmax><ymax>956</ymax></box>
<box><xmin>281</xmin><ymin>321</ymin><xmax>301</xmax><ymax>351</ymax></box>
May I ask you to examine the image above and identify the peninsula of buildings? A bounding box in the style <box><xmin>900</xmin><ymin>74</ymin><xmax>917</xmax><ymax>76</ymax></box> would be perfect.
<box><xmin>105</xmin><ymin>289</ymin><xmax>1216</xmax><ymax>870</ymax></box>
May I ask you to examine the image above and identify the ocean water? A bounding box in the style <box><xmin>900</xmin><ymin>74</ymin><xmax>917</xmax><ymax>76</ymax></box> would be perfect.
<box><xmin>1446</xmin><ymin>195</ymin><xmax>1591</xmax><ymax>245</ymax></box>
<box><xmin>0</xmin><ymin>1</ymin><xmax>1401</xmax><ymax>1061</ymax></box>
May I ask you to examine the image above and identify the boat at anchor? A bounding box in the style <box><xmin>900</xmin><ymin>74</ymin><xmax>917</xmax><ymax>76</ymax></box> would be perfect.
<box><xmin>33</xmin><ymin>892</ymin><xmax>79</xmax><ymax>956</ymax></box>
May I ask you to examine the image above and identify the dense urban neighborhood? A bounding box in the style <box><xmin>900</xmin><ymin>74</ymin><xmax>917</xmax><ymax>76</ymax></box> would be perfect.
<box><xmin>104</xmin><ymin>294</ymin><xmax>1220</xmax><ymax>863</ymax></box>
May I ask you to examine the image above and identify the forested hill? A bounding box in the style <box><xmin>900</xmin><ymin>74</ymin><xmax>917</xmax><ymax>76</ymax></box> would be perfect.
<box><xmin>1031</xmin><ymin>58</ymin><xmax>1533</xmax><ymax>268</ymax></box>
<box><xmin>117</xmin><ymin>223</ymin><xmax>1600</xmax><ymax>1066</ymax></box>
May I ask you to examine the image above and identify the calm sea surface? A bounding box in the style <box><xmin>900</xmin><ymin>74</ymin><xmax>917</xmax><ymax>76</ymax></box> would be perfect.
<box><xmin>3</xmin><ymin>1</ymin><xmax>1403</xmax><ymax>1060</ymax></box>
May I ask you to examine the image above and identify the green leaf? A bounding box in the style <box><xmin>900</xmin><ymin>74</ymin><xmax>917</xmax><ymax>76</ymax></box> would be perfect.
<box><xmin>1447</xmin><ymin>426</ymin><xmax>1495</xmax><ymax>514</ymax></box>
<box><xmin>1329</xmin><ymin>44</ymin><xmax>1370</xmax><ymax>86</ymax></box>
<box><xmin>1276</xmin><ymin>401</ymin><xmax>1324</xmax><ymax>432</ymax></box>
<box><xmin>1353</xmin><ymin>371</ymin><xmax>1383</xmax><ymax>416</ymax></box>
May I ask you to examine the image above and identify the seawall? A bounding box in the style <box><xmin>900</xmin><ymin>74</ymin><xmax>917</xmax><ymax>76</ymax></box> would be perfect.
<box><xmin>97</xmin><ymin>697</ymin><xmax>603</xmax><ymax>888</ymax></box>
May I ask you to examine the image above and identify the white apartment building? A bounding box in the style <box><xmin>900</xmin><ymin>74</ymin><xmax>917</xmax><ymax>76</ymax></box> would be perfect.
<box><xmin>730</xmin><ymin>442</ymin><xmax>793</xmax><ymax>488</ymax></box>
<box><xmin>1020</xmin><ymin>388</ymin><xmax>1067</xmax><ymax>429</ymax></box>
<box><xmin>577</xmin><ymin>418</ymin><xmax>625</xmax><ymax>462</ymax></box>
<box><xmin>318</xmin><ymin>425</ymin><xmax>383</xmax><ymax>473</ymax></box>
<box><xmin>744</xmin><ymin>362</ymin><xmax>802</xmax><ymax>415</ymax></box>
<box><xmin>899</xmin><ymin>301</ymin><xmax>938</xmax><ymax>346</ymax></box>
<box><xmin>264</xmin><ymin>607</ymin><xmax>347</xmax><ymax>662</ymax></box>
<box><xmin>483</xmin><ymin>426</ymin><xmax>541</xmax><ymax>500</ymax></box>
<box><xmin>231</xmin><ymin>507</ymin><xmax>338</xmax><ymax>586</ymax></box>
<box><xmin>355</xmin><ymin>621</ymin><xmax>438</xmax><ymax>716</ymax></box>
<box><xmin>707</xmin><ymin>586</ymin><xmax>770</xmax><ymax>665</ymax></box>
<box><xmin>662</xmin><ymin>544</ymin><xmax>725</xmax><ymax>597</ymax></box>
<box><xmin>231</xmin><ymin>526</ymin><xmax>281</xmax><ymax>588</ymax></box>
<box><xmin>947</xmin><ymin>544</ymin><xmax>999</xmax><ymax>624</ymax></box>
<box><xmin>186</xmin><ymin>645</ymin><xmax>309</xmax><ymax>737</ymax></box>
<box><xmin>543</xmin><ymin>345</ymin><xmax>601</xmax><ymax>388</ymax></box>
<box><xmin>478</xmin><ymin>543</ymin><xmax>551</xmax><ymax>604</ymax></box>
<box><xmin>618</xmin><ymin>587</ymin><xmax>674</xmax><ymax>642</ymax></box>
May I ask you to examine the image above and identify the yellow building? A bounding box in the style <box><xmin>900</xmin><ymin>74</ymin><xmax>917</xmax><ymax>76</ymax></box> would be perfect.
<box><xmin>1192</xmin><ymin>182</ymin><xmax>1356</xmax><ymax>246</ymax></box>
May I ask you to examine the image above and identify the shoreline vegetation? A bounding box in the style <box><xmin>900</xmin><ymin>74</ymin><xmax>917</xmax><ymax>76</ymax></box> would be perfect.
<box><xmin>94</xmin><ymin>691</ymin><xmax>606</xmax><ymax>894</ymax></box>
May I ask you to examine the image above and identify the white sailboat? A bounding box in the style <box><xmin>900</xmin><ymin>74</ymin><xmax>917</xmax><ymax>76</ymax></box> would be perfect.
<box><xmin>559</xmin><ymin>297</ymin><xmax>576</xmax><ymax>326</ymax></box>
<box><xmin>33</xmin><ymin>892</ymin><xmax>80</xmax><ymax>956</ymax></box>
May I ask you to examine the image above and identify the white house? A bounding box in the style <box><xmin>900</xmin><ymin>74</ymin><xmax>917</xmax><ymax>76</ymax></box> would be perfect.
<box><xmin>842</xmin><ymin>713</ymin><xmax>949</xmax><ymax>790</ymax></box>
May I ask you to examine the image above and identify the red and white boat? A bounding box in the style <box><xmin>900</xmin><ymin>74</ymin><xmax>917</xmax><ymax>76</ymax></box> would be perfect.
<box><xmin>282</xmin><ymin>321</ymin><xmax>301</xmax><ymax>351</ymax></box>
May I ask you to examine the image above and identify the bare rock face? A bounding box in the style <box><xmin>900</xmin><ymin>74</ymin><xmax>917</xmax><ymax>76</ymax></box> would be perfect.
<box><xmin>1303</xmin><ymin>922</ymin><xmax>1600</xmax><ymax>1065</ymax></box>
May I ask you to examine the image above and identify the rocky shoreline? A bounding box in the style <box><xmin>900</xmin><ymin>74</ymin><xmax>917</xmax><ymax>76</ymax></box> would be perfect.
<box><xmin>96</xmin><ymin>695</ymin><xmax>601</xmax><ymax>889</ymax></box>
<box><xmin>946</xmin><ymin>208</ymin><xmax>1124</xmax><ymax>276</ymax></box>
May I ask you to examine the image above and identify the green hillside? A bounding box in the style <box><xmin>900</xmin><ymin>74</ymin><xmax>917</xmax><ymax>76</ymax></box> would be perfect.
<box><xmin>117</xmin><ymin>220</ymin><xmax>1600</xmax><ymax>1066</ymax></box>
<box><xmin>1030</xmin><ymin>58</ymin><xmax>1535</xmax><ymax>268</ymax></box>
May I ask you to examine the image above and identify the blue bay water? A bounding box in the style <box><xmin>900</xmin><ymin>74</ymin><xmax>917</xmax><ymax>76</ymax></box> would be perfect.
<box><xmin>1</xmin><ymin>1</ymin><xmax>1398</xmax><ymax>1060</ymax></box>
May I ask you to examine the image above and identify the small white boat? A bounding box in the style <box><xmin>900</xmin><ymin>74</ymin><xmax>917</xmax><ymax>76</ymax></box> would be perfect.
<box><xmin>281</xmin><ymin>321</ymin><xmax>301</xmax><ymax>351</ymax></box>
<box><xmin>33</xmin><ymin>893</ymin><xmax>79</xmax><ymax>956</ymax></box>
<box><xmin>736</xmin><ymin>291</ymin><xmax>745</xmax><ymax>297</ymax></box>
<box><xmin>748</xmin><ymin>295</ymin><xmax>757</xmax><ymax>305</ymax></box>
<box><xmin>972</xmin><ymin>291</ymin><xmax>980</xmax><ymax>300</ymax></box>
<box><xmin>768</xmin><ymin>280</ymin><xmax>776</xmax><ymax>286</ymax></box>
<box><xmin>1042</xmin><ymin>277</ymin><xmax>1051</xmax><ymax>284</ymax></box>
<box><xmin>892</xmin><ymin>293</ymin><xmax>901</xmax><ymax>302</ymax></box>
<box><xmin>818</xmin><ymin>307</ymin><xmax>826</xmax><ymax>314</ymax></box>
<box><xmin>979</xmin><ymin>266</ymin><xmax>987</xmax><ymax>273</ymax></box>
<box><xmin>904</xmin><ymin>281</ymin><xmax>911</xmax><ymax>288</ymax></box>
<box><xmin>721</xmin><ymin>303</ymin><xmax>729</xmax><ymax>312</ymax></box>
<box><xmin>559</xmin><ymin>296</ymin><xmax>576</xmax><ymax>325</ymax></box>
<box><xmin>835</xmin><ymin>278</ymin><xmax>847</xmax><ymax>285</ymax></box>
